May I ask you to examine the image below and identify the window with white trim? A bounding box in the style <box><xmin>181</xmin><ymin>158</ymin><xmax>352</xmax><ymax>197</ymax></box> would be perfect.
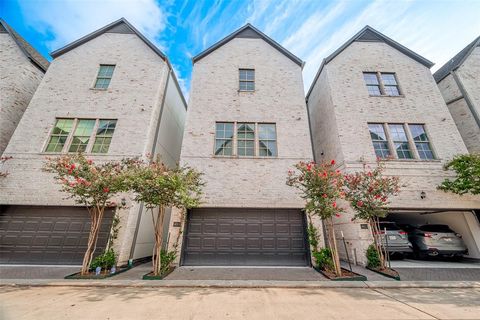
<box><xmin>45</xmin><ymin>118</ymin><xmax>117</xmax><ymax>154</ymax></box>
<box><xmin>363</xmin><ymin>72</ymin><xmax>401</xmax><ymax>96</ymax></box>
<box><xmin>94</xmin><ymin>65</ymin><xmax>115</xmax><ymax>89</ymax></box>
<box><xmin>239</xmin><ymin>69</ymin><xmax>255</xmax><ymax>91</ymax></box>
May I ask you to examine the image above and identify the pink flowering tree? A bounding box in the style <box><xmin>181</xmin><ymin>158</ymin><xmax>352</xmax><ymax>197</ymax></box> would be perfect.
<box><xmin>125</xmin><ymin>158</ymin><xmax>203</xmax><ymax>276</ymax></box>
<box><xmin>287</xmin><ymin>160</ymin><xmax>344</xmax><ymax>277</ymax></box>
<box><xmin>343</xmin><ymin>161</ymin><xmax>400</xmax><ymax>269</ymax></box>
<box><xmin>44</xmin><ymin>154</ymin><xmax>132</xmax><ymax>275</ymax></box>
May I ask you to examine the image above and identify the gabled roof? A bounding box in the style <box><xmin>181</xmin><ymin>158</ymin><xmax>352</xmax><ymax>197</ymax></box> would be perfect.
<box><xmin>433</xmin><ymin>35</ymin><xmax>480</xmax><ymax>83</ymax></box>
<box><xmin>306</xmin><ymin>25</ymin><xmax>434</xmax><ymax>99</ymax></box>
<box><xmin>0</xmin><ymin>18</ymin><xmax>49</xmax><ymax>72</ymax></box>
<box><xmin>192</xmin><ymin>23</ymin><xmax>304</xmax><ymax>68</ymax></box>
<box><xmin>50</xmin><ymin>18</ymin><xmax>167</xmax><ymax>60</ymax></box>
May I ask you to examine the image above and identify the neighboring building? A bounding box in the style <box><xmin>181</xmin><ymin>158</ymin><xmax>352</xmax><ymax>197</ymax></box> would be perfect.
<box><xmin>0</xmin><ymin>19</ymin><xmax>49</xmax><ymax>156</ymax></box>
<box><xmin>0</xmin><ymin>18</ymin><xmax>187</xmax><ymax>265</ymax></box>
<box><xmin>434</xmin><ymin>36</ymin><xmax>480</xmax><ymax>153</ymax></box>
<box><xmin>166</xmin><ymin>24</ymin><xmax>315</xmax><ymax>266</ymax></box>
<box><xmin>306</xmin><ymin>26</ymin><xmax>480</xmax><ymax>264</ymax></box>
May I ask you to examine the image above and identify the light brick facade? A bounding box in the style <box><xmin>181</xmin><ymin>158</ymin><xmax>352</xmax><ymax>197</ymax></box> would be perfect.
<box><xmin>0</xmin><ymin>20</ymin><xmax>187</xmax><ymax>265</ymax></box>
<box><xmin>307</xmin><ymin>28</ymin><xmax>480</xmax><ymax>265</ymax></box>
<box><xmin>166</xmin><ymin>26</ymin><xmax>316</xmax><ymax>264</ymax></box>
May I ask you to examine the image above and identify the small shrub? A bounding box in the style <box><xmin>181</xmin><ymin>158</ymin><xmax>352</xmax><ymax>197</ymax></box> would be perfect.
<box><xmin>366</xmin><ymin>244</ymin><xmax>381</xmax><ymax>269</ymax></box>
<box><xmin>160</xmin><ymin>250</ymin><xmax>176</xmax><ymax>276</ymax></box>
<box><xmin>307</xmin><ymin>222</ymin><xmax>319</xmax><ymax>250</ymax></box>
<box><xmin>90</xmin><ymin>249</ymin><xmax>116</xmax><ymax>271</ymax></box>
<box><xmin>312</xmin><ymin>248</ymin><xmax>334</xmax><ymax>272</ymax></box>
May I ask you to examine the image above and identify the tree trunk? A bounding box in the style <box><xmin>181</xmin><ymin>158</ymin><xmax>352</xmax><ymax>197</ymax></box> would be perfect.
<box><xmin>81</xmin><ymin>206</ymin><xmax>105</xmax><ymax>275</ymax></box>
<box><xmin>152</xmin><ymin>206</ymin><xmax>166</xmax><ymax>276</ymax></box>
<box><xmin>327</xmin><ymin>217</ymin><xmax>342</xmax><ymax>277</ymax></box>
<box><xmin>369</xmin><ymin>217</ymin><xmax>386</xmax><ymax>269</ymax></box>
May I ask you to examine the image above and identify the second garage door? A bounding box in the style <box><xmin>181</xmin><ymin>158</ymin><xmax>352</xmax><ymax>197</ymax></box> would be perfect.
<box><xmin>182</xmin><ymin>208</ymin><xmax>309</xmax><ymax>266</ymax></box>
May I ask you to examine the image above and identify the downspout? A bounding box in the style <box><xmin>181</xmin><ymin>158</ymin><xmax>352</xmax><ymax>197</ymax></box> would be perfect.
<box><xmin>128</xmin><ymin>66</ymin><xmax>172</xmax><ymax>260</ymax></box>
<box><xmin>451</xmin><ymin>70</ymin><xmax>480</xmax><ymax>128</ymax></box>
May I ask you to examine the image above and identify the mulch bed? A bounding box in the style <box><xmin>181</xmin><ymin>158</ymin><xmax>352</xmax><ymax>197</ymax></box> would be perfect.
<box><xmin>315</xmin><ymin>267</ymin><xmax>367</xmax><ymax>281</ymax></box>
<box><xmin>64</xmin><ymin>265</ymin><xmax>131</xmax><ymax>279</ymax></box>
<box><xmin>142</xmin><ymin>267</ymin><xmax>175</xmax><ymax>280</ymax></box>
<box><xmin>367</xmin><ymin>267</ymin><xmax>401</xmax><ymax>280</ymax></box>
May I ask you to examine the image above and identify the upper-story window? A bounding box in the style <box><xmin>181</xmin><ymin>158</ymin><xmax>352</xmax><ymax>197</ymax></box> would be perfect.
<box><xmin>94</xmin><ymin>65</ymin><xmax>115</xmax><ymax>89</ymax></box>
<box><xmin>214</xmin><ymin>122</ymin><xmax>277</xmax><ymax>157</ymax></box>
<box><xmin>368</xmin><ymin>123</ymin><xmax>435</xmax><ymax>160</ymax></box>
<box><xmin>45</xmin><ymin>118</ymin><xmax>117</xmax><ymax>154</ymax></box>
<box><xmin>363</xmin><ymin>72</ymin><xmax>401</xmax><ymax>96</ymax></box>
<box><xmin>239</xmin><ymin>69</ymin><xmax>255</xmax><ymax>91</ymax></box>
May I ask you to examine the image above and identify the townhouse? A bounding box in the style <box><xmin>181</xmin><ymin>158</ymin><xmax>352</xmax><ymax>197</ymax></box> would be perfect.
<box><xmin>166</xmin><ymin>24</ymin><xmax>315</xmax><ymax>266</ymax></box>
<box><xmin>0</xmin><ymin>18</ymin><xmax>187</xmax><ymax>266</ymax></box>
<box><xmin>306</xmin><ymin>26</ymin><xmax>480</xmax><ymax>264</ymax></box>
<box><xmin>0</xmin><ymin>19</ymin><xmax>49</xmax><ymax>155</ymax></box>
<box><xmin>434</xmin><ymin>36</ymin><xmax>480</xmax><ymax>153</ymax></box>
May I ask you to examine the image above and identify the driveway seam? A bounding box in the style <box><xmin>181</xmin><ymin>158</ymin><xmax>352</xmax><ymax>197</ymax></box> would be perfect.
<box><xmin>370</xmin><ymin>288</ymin><xmax>440</xmax><ymax>320</ymax></box>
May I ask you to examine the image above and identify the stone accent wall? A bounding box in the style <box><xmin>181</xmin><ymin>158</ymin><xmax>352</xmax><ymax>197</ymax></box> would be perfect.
<box><xmin>308</xmin><ymin>41</ymin><xmax>480</xmax><ymax>265</ymax></box>
<box><xmin>0</xmin><ymin>33</ymin><xmax>44</xmax><ymax>155</ymax></box>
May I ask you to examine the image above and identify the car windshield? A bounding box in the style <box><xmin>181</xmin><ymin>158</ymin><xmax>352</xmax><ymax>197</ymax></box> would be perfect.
<box><xmin>419</xmin><ymin>225</ymin><xmax>454</xmax><ymax>232</ymax></box>
<box><xmin>379</xmin><ymin>222</ymin><xmax>400</xmax><ymax>231</ymax></box>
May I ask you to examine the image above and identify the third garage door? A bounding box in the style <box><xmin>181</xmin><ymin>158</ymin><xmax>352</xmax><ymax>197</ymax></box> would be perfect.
<box><xmin>182</xmin><ymin>208</ymin><xmax>309</xmax><ymax>266</ymax></box>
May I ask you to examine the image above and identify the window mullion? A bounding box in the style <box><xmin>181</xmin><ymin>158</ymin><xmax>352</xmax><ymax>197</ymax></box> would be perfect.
<box><xmin>383</xmin><ymin>123</ymin><xmax>397</xmax><ymax>159</ymax></box>
<box><xmin>255</xmin><ymin>123</ymin><xmax>259</xmax><ymax>157</ymax></box>
<box><xmin>404</xmin><ymin>123</ymin><xmax>420</xmax><ymax>159</ymax></box>
<box><xmin>233</xmin><ymin>122</ymin><xmax>238</xmax><ymax>157</ymax></box>
<box><xmin>377</xmin><ymin>72</ymin><xmax>386</xmax><ymax>95</ymax></box>
<box><xmin>86</xmin><ymin>119</ymin><xmax>100</xmax><ymax>153</ymax></box>
<box><xmin>63</xmin><ymin>118</ymin><xmax>78</xmax><ymax>153</ymax></box>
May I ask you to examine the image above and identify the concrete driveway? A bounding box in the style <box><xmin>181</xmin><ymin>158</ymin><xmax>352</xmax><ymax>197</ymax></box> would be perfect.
<box><xmin>391</xmin><ymin>259</ymin><xmax>480</xmax><ymax>281</ymax></box>
<box><xmin>1</xmin><ymin>286</ymin><xmax>479</xmax><ymax>319</ymax></box>
<box><xmin>0</xmin><ymin>265</ymin><xmax>79</xmax><ymax>280</ymax></box>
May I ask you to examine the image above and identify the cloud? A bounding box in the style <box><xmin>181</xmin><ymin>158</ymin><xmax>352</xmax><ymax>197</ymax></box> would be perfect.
<box><xmin>17</xmin><ymin>0</ymin><xmax>167</xmax><ymax>52</ymax></box>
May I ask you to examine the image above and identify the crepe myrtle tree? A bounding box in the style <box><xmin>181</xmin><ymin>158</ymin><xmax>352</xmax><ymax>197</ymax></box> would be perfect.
<box><xmin>44</xmin><ymin>154</ymin><xmax>132</xmax><ymax>275</ymax></box>
<box><xmin>438</xmin><ymin>153</ymin><xmax>480</xmax><ymax>196</ymax></box>
<box><xmin>287</xmin><ymin>160</ymin><xmax>344</xmax><ymax>277</ymax></box>
<box><xmin>126</xmin><ymin>158</ymin><xmax>203</xmax><ymax>276</ymax></box>
<box><xmin>343</xmin><ymin>160</ymin><xmax>400</xmax><ymax>270</ymax></box>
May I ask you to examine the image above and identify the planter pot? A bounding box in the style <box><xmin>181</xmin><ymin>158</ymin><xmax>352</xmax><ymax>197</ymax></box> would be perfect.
<box><xmin>64</xmin><ymin>265</ymin><xmax>131</xmax><ymax>279</ymax></box>
<box><xmin>314</xmin><ymin>267</ymin><xmax>367</xmax><ymax>281</ymax></box>
<box><xmin>366</xmin><ymin>267</ymin><xmax>401</xmax><ymax>280</ymax></box>
<box><xmin>142</xmin><ymin>267</ymin><xmax>175</xmax><ymax>280</ymax></box>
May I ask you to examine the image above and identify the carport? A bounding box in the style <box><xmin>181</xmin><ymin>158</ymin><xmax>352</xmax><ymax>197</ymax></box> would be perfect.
<box><xmin>385</xmin><ymin>209</ymin><xmax>480</xmax><ymax>259</ymax></box>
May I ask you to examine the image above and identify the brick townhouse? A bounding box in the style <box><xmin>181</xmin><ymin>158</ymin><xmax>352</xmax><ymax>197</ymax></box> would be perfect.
<box><xmin>306</xmin><ymin>26</ymin><xmax>480</xmax><ymax>264</ymax></box>
<box><xmin>0</xmin><ymin>18</ymin><xmax>187</xmax><ymax>266</ymax></box>
<box><xmin>0</xmin><ymin>19</ymin><xmax>49</xmax><ymax>156</ymax></box>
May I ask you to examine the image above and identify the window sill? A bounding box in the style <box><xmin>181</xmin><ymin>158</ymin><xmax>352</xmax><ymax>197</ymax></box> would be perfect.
<box><xmin>379</xmin><ymin>158</ymin><xmax>441</xmax><ymax>163</ymax></box>
<box><xmin>42</xmin><ymin>152</ymin><xmax>110</xmax><ymax>156</ymax></box>
<box><xmin>213</xmin><ymin>155</ymin><xmax>278</xmax><ymax>159</ymax></box>
<box><xmin>238</xmin><ymin>90</ymin><xmax>255</xmax><ymax>93</ymax></box>
<box><xmin>90</xmin><ymin>88</ymin><xmax>108</xmax><ymax>91</ymax></box>
<box><xmin>369</xmin><ymin>94</ymin><xmax>404</xmax><ymax>98</ymax></box>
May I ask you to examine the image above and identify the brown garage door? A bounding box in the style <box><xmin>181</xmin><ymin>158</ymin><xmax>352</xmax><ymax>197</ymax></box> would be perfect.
<box><xmin>182</xmin><ymin>208</ymin><xmax>309</xmax><ymax>266</ymax></box>
<box><xmin>0</xmin><ymin>206</ymin><xmax>114</xmax><ymax>265</ymax></box>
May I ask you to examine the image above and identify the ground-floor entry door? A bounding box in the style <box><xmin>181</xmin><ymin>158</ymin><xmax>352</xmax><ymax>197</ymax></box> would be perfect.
<box><xmin>0</xmin><ymin>205</ymin><xmax>114</xmax><ymax>265</ymax></box>
<box><xmin>182</xmin><ymin>208</ymin><xmax>309</xmax><ymax>266</ymax></box>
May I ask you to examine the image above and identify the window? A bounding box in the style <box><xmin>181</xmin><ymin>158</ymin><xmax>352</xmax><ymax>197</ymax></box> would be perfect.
<box><xmin>45</xmin><ymin>119</ymin><xmax>74</xmax><ymax>152</ymax></box>
<box><xmin>368</xmin><ymin>123</ymin><xmax>390</xmax><ymax>158</ymax></box>
<box><xmin>214</xmin><ymin>122</ymin><xmax>278</xmax><ymax>157</ymax></box>
<box><xmin>409</xmin><ymin>124</ymin><xmax>434</xmax><ymax>160</ymax></box>
<box><xmin>94</xmin><ymin>65</ymin><xmax>115</xmax><ymax>89</ymax></box>
<box><xmin>363</xmin><ymin>72</ymin><xmax>401</xmax><ymax>96</ymax></box>
<box><xmin>214</xmin><ymin>122</ymin><xmax>234</xmax><ymax>156</ymax></box>
<box><xmin>92</xmin><ymin>120</ymin><xmax>117</xmax><ymax>153</ymax></box>
<box><xmin>388</xmin><ymin>124</ymin><xmax>413</xmax><ymax>159</ymax></box>
<box><xmin>45</xmin><ymin>118</ymin><xmax>117</xmax><ymax>154</ymax></box>
<box><xmin>367</xmin><ymin>122</ymin><xmax>435</xmax><ymax>160</ymax></box>
<box><xmin>239</xmin><ymin>69</ymin><xmax>255</xmax><ymax>91</ymax></box>
<box><xmin>237</xmin><ymin>123</ymin><xmax>255</xmax><ymax>156</ymax></box>
<box><xmin>258</xmin><ymin>124</ymin><xmax>277</xmax><ymax>157</ymax></box>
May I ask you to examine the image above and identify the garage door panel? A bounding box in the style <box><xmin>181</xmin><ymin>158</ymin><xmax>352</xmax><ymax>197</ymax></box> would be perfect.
<box><xmin>0</xmin><ymin>206</ymin><xmax>114</xmax><ymax>265</ymax></box>
<box><xmin>183</xmin><ymin>208</ymin><xmax>308</xmax><ymax>266</ymax></box>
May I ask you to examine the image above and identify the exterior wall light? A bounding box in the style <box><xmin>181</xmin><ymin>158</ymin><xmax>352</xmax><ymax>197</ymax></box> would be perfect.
<box><xmin>420</xmin><ymin>191</ymin><xmax>426</xmax><ymax>199</ymax></box>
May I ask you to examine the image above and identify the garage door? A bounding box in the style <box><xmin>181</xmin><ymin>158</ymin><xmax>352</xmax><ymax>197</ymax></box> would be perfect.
<box><xmin>0</xmin><ymin>206</ymin><xmax>114</xmax><ymax>265</ymax></box>
<box><xmin>182</xmin><ymin>208</ymin><xmax>309</xmax><ymax>266</ymax></box>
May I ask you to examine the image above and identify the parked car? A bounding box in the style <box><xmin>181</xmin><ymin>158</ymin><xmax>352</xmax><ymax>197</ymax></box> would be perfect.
<box><xmin>378</xmin><ymin>221</ymin><xmax>413</xmax><ymax>258</ymax></box>
<box><xmin>408</xmin><ymin>224</ymin><xmax>468</xmax><ymax>259</ymax></box>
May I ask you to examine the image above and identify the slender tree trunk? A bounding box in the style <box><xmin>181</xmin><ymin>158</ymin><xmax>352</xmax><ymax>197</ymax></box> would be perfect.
<box><xmin>328</xmin><ymin>217</ymin><xmax>342</xmax><ymax>277</ymax></box>
<box><xmin>152</xmin><ymin>206</ymin><xmax>166</xmax><ymax>276</ymax></box>
<box><xmin>369</xmin><ymin>217</ymin><xmax>386</xmax><ymax>269</ymax></box>
<box><xmin>81</xmin><ymin>205</ymin><xmax>105</xmax><ymax>275</ymax></box>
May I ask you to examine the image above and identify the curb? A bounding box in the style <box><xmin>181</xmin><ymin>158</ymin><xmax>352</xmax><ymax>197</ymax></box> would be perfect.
<box><xmin>2</xmin><ymin>279</ymin><xmax>479</xmax><ymax>289</ymax></box>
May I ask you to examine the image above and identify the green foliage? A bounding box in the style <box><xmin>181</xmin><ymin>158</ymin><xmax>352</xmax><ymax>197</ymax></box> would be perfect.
<box><xmin>343</xmin><ymin>161</ymin><xmax>400</xmax><ymax>221</ymax></box>
<box><xmin>90</xmin><ymin>249</ymin><xmax>116</xmax><ymax>270</ymax></box>
<box><xmin>312</xmin><ymin>248</ymin><xmax>334</xmax><ymax>272</ymax></box>
<box><xmin>160</xmin><ymin>250</ymin><xmax>176</xmax><ymax>276</ymax></box>
<box><xmin>287</xmin><ymin>160</ymin><xmax>344</xmax><ymax>220</ymax></box>
<box><xmin>438</xmin><ymin>153</ymin><xmax>480</xmax><ymax>195</ymax></box>
<box><xmin>366</xmin><ymin>244</ymin><xmax>381</xmax><ymax>269</ymax></box>
<box><xmin>307</xmin><ymin>222</ymin><xmax>319</xmax><ymax>251</ymax></box>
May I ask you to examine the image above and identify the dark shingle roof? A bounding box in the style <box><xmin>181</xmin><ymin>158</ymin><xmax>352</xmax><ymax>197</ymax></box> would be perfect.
<box><xmin>307</xmin><ymin>25</ymin><xmax>434</xmax><ymax>99</ymax></box>
<box><xmin>192</xmin><ymin>23</ymin><xmax>304</xmax><ymax>68</ymax></box>
<box><xmin>0</xmin><ymin>18</ymin><xmax>49</xmax><ymax>72</ymax></box>
<box><xmin>433</xmin><ymin>36</ymin><xmax>480</xmax><ymax>83</ymax></box>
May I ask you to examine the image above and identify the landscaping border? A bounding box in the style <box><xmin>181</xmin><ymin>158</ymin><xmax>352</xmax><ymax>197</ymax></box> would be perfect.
<box><xmin>367</xmin><ymin>267</ymin><xmax>401</xmax><ymax>281</ymax></box>
<box><xmin>142</xmin><ymin>267</ymin><xmax>175</xmax><ymax>280</ymax></box>
<box><xmin>314</xmin><ymin>267</ymin><xmax>367</xmax><ymax>281</ymax></box>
